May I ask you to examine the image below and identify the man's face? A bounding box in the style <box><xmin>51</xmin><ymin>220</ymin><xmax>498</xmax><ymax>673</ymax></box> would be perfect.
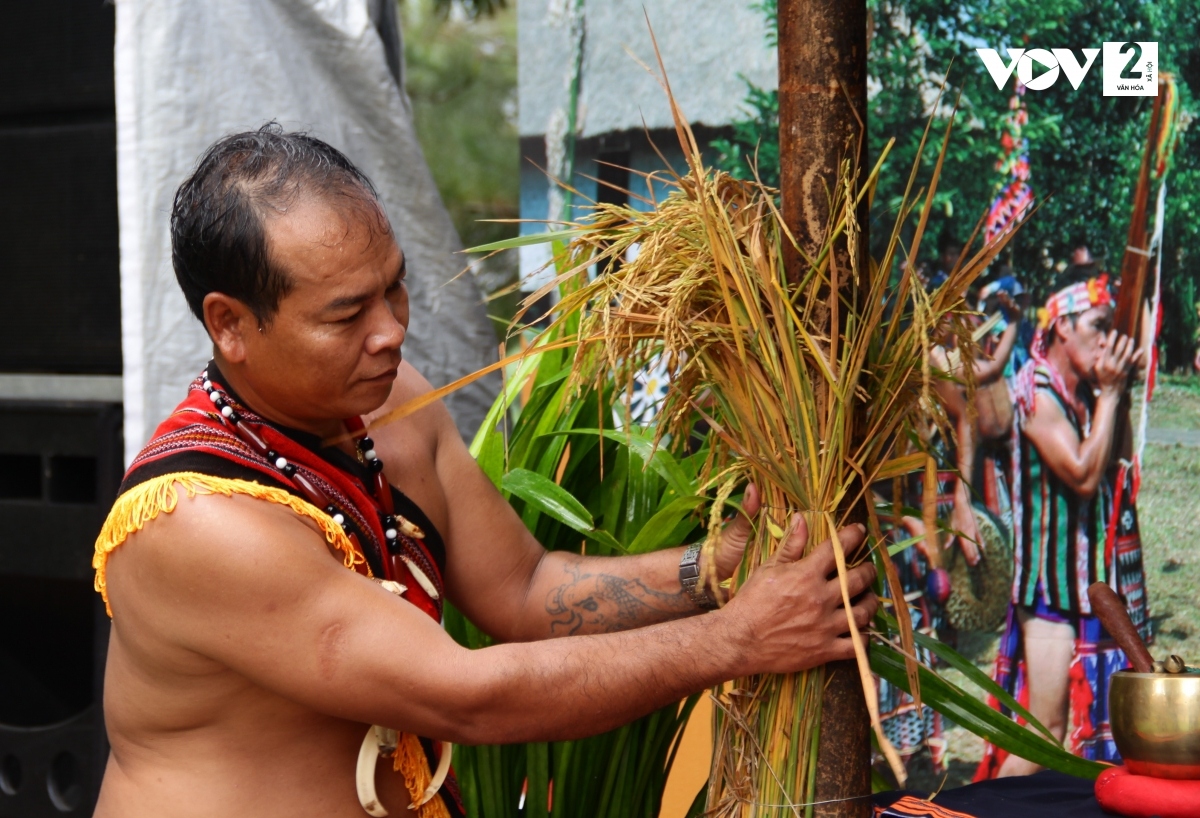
<box><xmin>1056</xmin><ymin>305</ymin><xmax>1114</xmax><ymax>384</ymax></box>
<box><xmin>940</xmin><ymin>245</ymin><xmax>961</xmax><ymax>274</ymax></box>
<box><xmin>238</xmin><ymin>194</ymin><xmax>408</xmax><ymax>428</ymax></box>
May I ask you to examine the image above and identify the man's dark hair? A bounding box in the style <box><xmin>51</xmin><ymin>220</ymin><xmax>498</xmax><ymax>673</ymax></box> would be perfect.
<box><xmin>936</xmin><ymin>228</ymin><xmax>961</xmax><ymax>256</ymax></box>
<box><xmin>171</xmin><ymin>123</ymin><xmax>385</xmax><ymax>325</ymax></box>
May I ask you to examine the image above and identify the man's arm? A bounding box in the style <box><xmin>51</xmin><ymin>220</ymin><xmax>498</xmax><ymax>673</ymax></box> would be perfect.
<box><xmin>439</xmin><ymin>434</ymin><xmax>758</xmax><ymax>640</ymax></box>
<box><xmin>929</xmin><ymin>345</ymin><xmax>980</xmax><ymax>564</ymax></box>
<box><xmin>951</xmin><ymin>412</ymin><xmax>981</xmax><ymax>565</ymax></box>
<box><xmin>1023</xmin><ymin>331</ymin><xmax>1138</xmax><ymax>499</ymax></box>
<box><xmin>375</xmin><ymin>366</ymin><xmax>754</xmax><ymax>644</ymax></box>
<box><xmin>973</xmin><ymin>320</ymin><xmax>1019</xmax><ymax>384</ymax></box>
<box><xmin>105</xmin><ymin>493</ymin><xmax>874</xmax><ymax>745</ymax></box>
<box><xmin>500</xmin><ymin>484</ymin><xmax>762</xmax><ymax>640</ymax></box>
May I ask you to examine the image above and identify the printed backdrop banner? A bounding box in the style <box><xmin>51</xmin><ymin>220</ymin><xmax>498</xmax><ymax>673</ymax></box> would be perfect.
<box><xmin>115</xmin><ymin>0</ymin><xmax>499</xmax><ymax>464</ymax></box>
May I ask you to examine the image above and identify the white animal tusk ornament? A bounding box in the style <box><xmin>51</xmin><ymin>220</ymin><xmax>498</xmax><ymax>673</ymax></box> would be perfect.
<box><xmin>355</xmin><ymin>724</ymin><xmax>453</xmax><ymax>816</ymax></box>
<box><xmin>356</xmin><ymin>726</ymin><xmax>391</xmax><ymax>817</ymax></box>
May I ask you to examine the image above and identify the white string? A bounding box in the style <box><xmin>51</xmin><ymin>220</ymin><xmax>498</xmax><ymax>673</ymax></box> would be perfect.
<box><xmin>732</xmin><ymin>793</ymin><xmax>873</xmax><ymax>808</ymax></box>
<box><xmin>1135</xmin><ymin>181</ymin><xmax>1167</xmax><ymax>465</ymax></box>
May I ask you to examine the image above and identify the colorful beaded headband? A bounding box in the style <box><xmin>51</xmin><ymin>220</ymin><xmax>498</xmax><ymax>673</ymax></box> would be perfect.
<box><xmin>1036</xmin><ymin>274</ymin><xmax>1113</xmax><ymax>330</ymax></box>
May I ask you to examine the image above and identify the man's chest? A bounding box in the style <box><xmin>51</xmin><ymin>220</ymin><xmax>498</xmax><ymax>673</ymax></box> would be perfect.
<box><xmin>370</xmin><ymin>425</ymin><xmax>450</xmax><ymax>547</ymax></box>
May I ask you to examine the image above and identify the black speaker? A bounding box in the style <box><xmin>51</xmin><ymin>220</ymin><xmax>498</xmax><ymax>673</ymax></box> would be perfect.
<box><xmin>0</xmin><ymin>1</ymin><xmax>120</xmax><ymax>376</ymax></box>
<box><xmin>0</xmin><ymin>3</ymin><xmax>120</xmax><ymax>816</ymax></box>
<box><xmin>0</xmin><ymin>122</ymin><xmax>120</xmax><ymax>375</ymax></box>
<box><xmin>0</xmin><ymin>2</ymin><xmax>115</xmax><ymax>117</ymax></box>
<box><xmin>0</xmin><ymin>400</ymin><xmax>122</xmax><ymax>818</ymax></box>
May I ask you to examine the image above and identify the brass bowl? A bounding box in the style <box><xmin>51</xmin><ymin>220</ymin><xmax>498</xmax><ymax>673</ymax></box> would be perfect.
<box><xmin>1110</xmin><ymin>669</ymin><xmax>1200</xmax><ymax>778</ymax></box>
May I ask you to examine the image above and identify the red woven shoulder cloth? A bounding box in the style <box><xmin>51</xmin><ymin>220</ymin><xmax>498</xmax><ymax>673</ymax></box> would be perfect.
<box><xmin>95</xmin><ymin>371</ymin><xmax>445</xmax><ymax>621</ymax></box>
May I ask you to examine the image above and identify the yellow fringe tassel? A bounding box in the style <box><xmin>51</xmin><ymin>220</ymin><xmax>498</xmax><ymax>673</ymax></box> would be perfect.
<box><xmin>93</xmin><ymin>471</ymin><xmax>368</xmax><ymax>616</ymax></box>
<box><xmin>394</xmin><ymin>732</ymin><xmax>451</xmax><ymax>818</ymax></box>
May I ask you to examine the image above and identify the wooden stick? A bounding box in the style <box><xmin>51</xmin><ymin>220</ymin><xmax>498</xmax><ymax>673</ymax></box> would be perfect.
<box><xmin>1088</xmin><ymin>582</ymin><xmax>1155</xmax><ymax>673</ymax></box>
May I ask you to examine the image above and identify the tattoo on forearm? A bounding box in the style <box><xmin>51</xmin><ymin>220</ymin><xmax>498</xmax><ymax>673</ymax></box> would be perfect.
<box><xmin>545</xmin><ymin>562</ymin><xmax>692</xmax><ymax>635</ymax></box>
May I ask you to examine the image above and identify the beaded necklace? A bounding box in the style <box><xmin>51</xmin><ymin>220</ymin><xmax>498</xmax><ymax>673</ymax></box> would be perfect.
<box><xmin>199</xmin><ymin>368</ymin><xmax>439</xmax><ymax>600</ymax></box>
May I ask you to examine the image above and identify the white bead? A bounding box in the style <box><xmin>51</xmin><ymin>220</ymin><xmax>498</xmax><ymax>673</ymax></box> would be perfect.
<box><xmin>275</xmin><ymin>457</ymin><xmax>288</xmax><ymax>469</ymax></box>
<box><xmin>385</xmin><ymin>528</ymin><xmax>398</xmax><ymax>540</ymax></box>
<box><xmin>221</xmin><ymin>405</ymin><xmax>233</xmax><ymax>417</ymax></box>
<box><xmin>209</xmin><ymin>390</ymin><xmax>222</xmax><ymax>403</ymax></box>
<box><xmin>203</xmin><ymin>380</ymin><xmax>212</xmax><ymax>390</ymax></box>
<box><xmin>364</xmin><ymin>449</ymin><xmax>377</xmax><ymax>461</ymax></box>
<box><xmin>333</xmin><ymin>513</ymin><xmax>345</xmax><ymax>526</ymax></box>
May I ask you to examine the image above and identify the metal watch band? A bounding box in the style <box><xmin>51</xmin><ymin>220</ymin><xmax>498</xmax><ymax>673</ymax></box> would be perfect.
<box><xmin>679</xmin><ymin>544</ymin><xmax>719</xmax><ymax>610</ymax></box>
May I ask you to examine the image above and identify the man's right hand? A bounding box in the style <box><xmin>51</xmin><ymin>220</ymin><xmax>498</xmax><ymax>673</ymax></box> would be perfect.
<box><xmin>1095</xmin><ymin>330</ymin><xmax>1141</xmax><ymax>396</ymax></box>
<box><xmin>722</xmin><ymin>517</ymin><xmax>877</xmax><ymax>676</ymax></box>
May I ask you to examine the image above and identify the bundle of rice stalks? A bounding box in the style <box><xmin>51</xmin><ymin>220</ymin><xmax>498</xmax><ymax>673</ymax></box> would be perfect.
<box><xmin>508</xmin><ymin>69</ymin><xmax>1015</xmax><ymax>816</ymax></box>
<box><xmin>362</xmin><ymin>41</ymin><xmax>1112</xmax><ymax>814</ymax></box>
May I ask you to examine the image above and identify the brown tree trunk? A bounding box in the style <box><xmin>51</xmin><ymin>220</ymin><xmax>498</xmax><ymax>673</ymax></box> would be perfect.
<box><xmin>778</xmin><ymin>1</ymin><xmax>872</xmax><ymax>816</ymax></box>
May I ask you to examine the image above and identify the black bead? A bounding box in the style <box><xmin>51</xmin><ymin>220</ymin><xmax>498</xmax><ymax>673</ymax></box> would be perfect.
<box><xmin>368</xmin><ymin>458</ymin><xmax>384</xmax><ymax>474</ymax></box>
<box><xmin>386</xmin><ymin>534</ymin><xmax>401</xmax><ymax>554</ymax></box>
<box><xmin>227</xmin><ymin>411</ymin><xmax>240</xmax><ymax>424</ymax></box>
<box><xmin>383</xmin><ymin>515</ymin><xmax>397</xmax><ymax>528</ymax></box>
<box><xmin>266</xmin><ymin>450</ymin><xmax>278</xmax><ymax>462</ymax></box>
<box><xmin>282</xmin><ymin>463</ymin><xmax>297</xmax><ymax>477</ymax></box>
<box><xmin>325</xmin><ymin>505</ymin><xmax>338</xmax><ymax>516</ymax></box>
<box><xmin>358</xmin><ymin>436</ymin><xmax>374</xmax><ymax>451</ymax></box>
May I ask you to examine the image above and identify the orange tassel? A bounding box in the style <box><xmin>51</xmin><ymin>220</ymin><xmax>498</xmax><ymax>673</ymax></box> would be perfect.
<box><xmin>393</xmin><ymin>732</ymin><xmax>451</xmax><ymax>818</ymax></box>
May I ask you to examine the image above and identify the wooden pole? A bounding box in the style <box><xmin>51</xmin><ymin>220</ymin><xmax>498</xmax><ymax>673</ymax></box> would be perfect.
<box><xmin>777</xmin><ymin>2</ymin><xmax>871</xmax><ymax>816</ymax></box>
<box><xmin>1113</xmin><ymin>83</ymin><xmax>1167</xmax><ymax>460</ymax></box>
<box><xmin>1114</xmin><ymin>85</ymin><xmax>1165</xmax><ymax>339</ymax></box>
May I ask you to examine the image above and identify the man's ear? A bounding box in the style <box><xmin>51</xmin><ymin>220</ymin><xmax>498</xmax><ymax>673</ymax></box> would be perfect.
<box><xmin>202</xmin><ymin>293</ymin><xmax>256</xmax><ymax>363</ymax></box>
<box><xmin>1051</xmin><ymin>315</ymin><xmax>1073</xmax><ymax>346</ymax></box>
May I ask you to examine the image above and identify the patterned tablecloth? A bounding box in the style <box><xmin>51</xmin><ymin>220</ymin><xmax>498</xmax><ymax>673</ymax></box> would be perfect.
<box><xmin>874</xmin><ymin>770</ymin><xmax>1105</xmax><ymax>818</ymax></box>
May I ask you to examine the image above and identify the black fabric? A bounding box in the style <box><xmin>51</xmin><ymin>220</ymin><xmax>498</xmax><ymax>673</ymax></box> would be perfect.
<box><xmin>417</xmin><ymin>736</ymin><xmax>466</xmax><ymax>818</ymax></box>
<box><xmin>874</xmin><ymin>771</ymin><xmax>1104</xmax><ymax>818</ymax></box>
<box><xmin>122</xmin><ymin>448</ymin><xmax>394</xmax><ymax>577</ymax></box>
<box><xmin>120</xmin><ymin>362</ymin><xmax>448</xmax><ymax>577</ymax></box>
<box><xmin>121</xmin><ymin>449</ymin><xmax>289</xmax><ymax>496</ymax></box>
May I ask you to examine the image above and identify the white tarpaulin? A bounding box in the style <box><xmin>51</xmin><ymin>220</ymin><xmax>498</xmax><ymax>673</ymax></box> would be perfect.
<box><xmin>116</xmin><ymin>0</ymin><xmax>499</xmax><ymax>464</ymax></box>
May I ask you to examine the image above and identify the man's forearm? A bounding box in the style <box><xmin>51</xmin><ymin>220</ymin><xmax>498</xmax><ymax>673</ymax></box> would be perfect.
<box><xmin>358</xmin><ymin>516</ymin><xmax>875</xmax><ymax>747</ymax></box>
<box><xmin>974</xmin><ymin>322</ymin><xmax>1019</xmax><ymax>383</ymax></box>
<box><xmin>509</xmin><ymin>548</ymin><xmax>701</xmax><ymax>641</ymax></box>
<box><xmin>428</xmin><ymin>608</ymin><xmax>743</xmax><ymax>744</ymax></box>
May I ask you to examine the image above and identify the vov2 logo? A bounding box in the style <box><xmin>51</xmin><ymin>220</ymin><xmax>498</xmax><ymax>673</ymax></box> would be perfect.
<box><xmin>976</xmin><ymin>43</ymin><xmax>1158</xmax><ymax>97</ymax></box>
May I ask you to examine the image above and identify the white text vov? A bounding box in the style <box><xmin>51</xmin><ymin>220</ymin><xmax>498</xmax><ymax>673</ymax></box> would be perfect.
<box><xmin>976</xmin><ymin>43</ymin><xmax>1159</xmax><ymax>97</ymax></box>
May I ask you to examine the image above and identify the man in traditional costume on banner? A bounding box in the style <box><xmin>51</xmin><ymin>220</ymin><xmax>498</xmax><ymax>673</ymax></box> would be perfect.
<box><xmin>976</xmin><ymin>268</ymin><xmax>1147</xmax><ymax>779</ymax></box>
<box><xmin>91</xmin><ymin>127</ymin><xmax>878</xmax><ymax>818</ymax></box>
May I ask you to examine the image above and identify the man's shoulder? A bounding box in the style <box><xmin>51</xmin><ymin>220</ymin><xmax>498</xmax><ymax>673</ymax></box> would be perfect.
<box><xmin>1027</xmin><ymin>388</ymin><xmax>1071</xmax><ymax>425</ymax></box>
<box><xmin>110</xmin><ymin>481</ymin><xmax>330</xmax><ymax>581</ymax></box>
<box><xmin>1021</xmin><ymin>388</ymin><xmax>1080</xmax><ymax>457</ymax></box>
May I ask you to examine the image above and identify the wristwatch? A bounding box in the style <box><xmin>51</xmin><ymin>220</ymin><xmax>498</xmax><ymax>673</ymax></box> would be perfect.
<box><xmin>679</xmin><ymin>544</ymin><xmax>719</xmax><ymax>610</ymax></box>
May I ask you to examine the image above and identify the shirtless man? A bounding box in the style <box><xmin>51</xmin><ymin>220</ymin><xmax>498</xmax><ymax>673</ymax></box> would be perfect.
<box><xmin>93</xmin><ymin>127</ymin><xmax>877</xmax><ymax>817</ymax></box>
